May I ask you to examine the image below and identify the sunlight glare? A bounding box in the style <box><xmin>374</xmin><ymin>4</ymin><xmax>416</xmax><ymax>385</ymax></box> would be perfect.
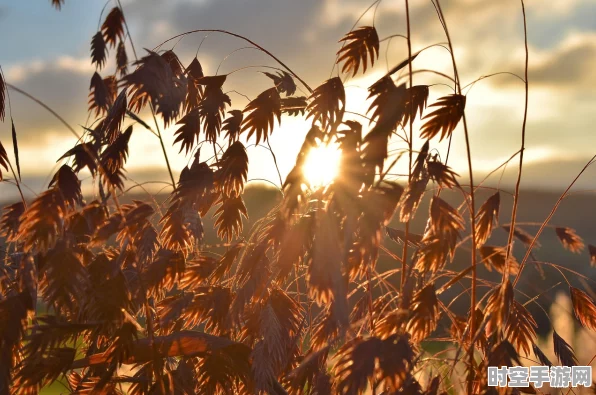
<box><xmin>302</xmin><ymin>143</ymin><xmax>342</xmax><ymax>188</ymax></box>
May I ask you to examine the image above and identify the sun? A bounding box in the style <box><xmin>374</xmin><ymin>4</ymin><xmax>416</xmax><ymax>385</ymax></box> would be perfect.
<box><xmin>302</xmin><ymin>143</ymin><xmax>342</xmax><ymax>188</ymax></box>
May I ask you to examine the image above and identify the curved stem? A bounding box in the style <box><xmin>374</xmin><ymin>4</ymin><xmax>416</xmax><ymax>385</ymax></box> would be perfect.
<box><xmin>7</xmin><ymin>83</ymin><xmax>79</xmax><ymax>139</ymax></box>
<box><xmin>154</xmin><ymin>29</ymin><xmax>313</xmax><ymax>94</ymax></box>
<box><xmin>433</xmin><ymin>2</ymin><xmax>477</xmax><ymax>392</ymax></box>
<box><xmin>379</xmin><ymin>34</ymin><xmax>408</xmax><ymax>42</ymax></box>
<box><xmin>266</xmin><ymin>140</ymin><xmax>284</xmax><ymax>188</ymax></box>
<box><xmin>1</xmin><ymin>67</ymin><xmax>26</xmax><ymax>206</ymax></box>
<box><xmin>216</xmin><ymin>46</ymin><xmax>259</xmax><ymax>75</ymax></box>
<box><xmin>329</xmin><ymin>0</ymin><xmax>382</xmax><ymax>78</ymax></box>
<box><xmin>117</xmin><ymin>0</ymin><xmax>176</xmax><ymax>188</ymax></box>
<box><xmin>462</xmin><ymin>71</ymin><xmax>525</xmax><ymax>93</ymax></box>
<box><xmin>512</xmin><ymin>155</ymin><xmax>596</xmax><ymax>287</ymax></box>
<box><xmin>401</xmin><ymin>0</ymin><xmax>413</xmax><ymax>292</ymax></box>
<box><xmin>505</xmin><ymin>0</ymin><xmax>529</xmax><ymax>271</ymax></box>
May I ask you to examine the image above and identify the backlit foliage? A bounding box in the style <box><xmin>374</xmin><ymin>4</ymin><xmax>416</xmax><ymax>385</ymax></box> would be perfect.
<box><xmin>0</xmin><ymin>2</ymin><xmax>594</xmax><ymax>394</ymax></box>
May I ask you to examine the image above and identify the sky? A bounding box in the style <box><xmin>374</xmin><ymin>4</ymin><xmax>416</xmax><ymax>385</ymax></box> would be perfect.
<box><xmin>0</xmin><ymin>0</ymin><xmax>595</xmax><ymax>200</ymax></box>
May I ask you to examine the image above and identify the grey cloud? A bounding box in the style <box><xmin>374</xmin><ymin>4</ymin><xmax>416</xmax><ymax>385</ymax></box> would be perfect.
<box><xmin>6</xmin><ymin>66</ymin><xmax>90</xmax><ymax>143</ymax></box>
<box><xmin>530</xmin><ymin>42</ymin><xmax>596</xmax><ymax>87</ymax></box>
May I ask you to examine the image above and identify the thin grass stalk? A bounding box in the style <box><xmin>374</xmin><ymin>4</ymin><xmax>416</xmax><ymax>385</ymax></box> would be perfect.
<box><xmin>433</xmin><ymin>1</ymin><xmax>478</xmax><ymax>392</ymax></box>
<box><xmin>116</xmin><ymin>0</ymin><xmax>175</xmax><ymax>189</ymax></box>
<box><xmin>6</xmin><ymin>83</ymin><xmax>127</xmax><ymax>213</ymax></box>
<box><xmin>154</xmin><ymin>29</ymin><xmax>313</xmax><ymax>94</ymax></box>
<box><xmin>266</xmin><ymin>140</ymin><xmax>284</xmax><ymax>188</ymax></box>
<box><xmin>505</xmin><ymin>0</ymin><xmax>529</xmax><ymax>272</ymax></box>
<box><xmin>0</xmin><ymin>69</ymin><xmax>26</xmax><ymax>207</ymax></box>
<box><xmin>512</xmin><ymin>155</ymin><xmax>596</xmax><ymax>287</ymax></box>
<box><xmin>400</xmin><ymin>0</ymin><xmax>414</xmax><ymax>292</ymax></box>
<box><xmin>114</xmin><ymin>1</ymin><xmax>175</xmax><ymax>383</ymax></box>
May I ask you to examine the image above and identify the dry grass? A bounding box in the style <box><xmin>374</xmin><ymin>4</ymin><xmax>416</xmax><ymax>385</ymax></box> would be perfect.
<box><xmin>0</xmin><ymin>0</ymin><xmax>595</xmax><ymax>394</ymax></box>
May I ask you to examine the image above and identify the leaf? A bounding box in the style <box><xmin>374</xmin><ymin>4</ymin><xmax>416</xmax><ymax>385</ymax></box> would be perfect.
<box><xmin>308</xmin><ymin>208</ymin><xmax>347</xmax><ymax>318</ymax></box>
<box><xmin>215</xmin><ymin>141</ymin><xmax>248</xmax><ymax>197</ymax></box>
<box><xmin>159</xmin><ymin>201</ymin><xmax>198</xmax><ymax>254</ymax></box>
<box><xmin>367</xmin><ymin>77</ymin><xmax>406</xmax><ymax>123</ymax></box>
<box><xmin>100</xmin><ymin>125</ymin><xmax>133</xmax><ymax>190</ymax></box>
<box><xmin>281</xmin><ymin>96</ymin><xmax>307</xmax><ymax>116</ymax></box>
<box><xmin>159</xmin><ymin>286</ymin><xmax>234</xmax><ymax>336</ymax></box>
<box><xmin>197</xmin><ymin>85</ymin><xmax>231</xmax><ymax>143</ymax></box>
<box><xmin>103</xmin><ymin>89</ymin><xmax>127</xmax><ymax>143</ymax></box>
<box><xmin>71</xmin><ymin>331</ymin><xmax>246</xmax><ymax>368</ymax></box>
<box><xmin>40</xmin><ymin>242</ymin><xmax>88</xmax><ymax>314</ymax></box>
<box><xmin>386</xmin><ymin>226</ymin><xmax>422</xmax><ymax>248</ymax></box>
<box><xmin>196</xmin><ymin>74</ymin><xmax>227</xmax><ymax>89</ymax></box>
<box><xmin>13</xmin><ymin>347</ymin><xmax>76</xmax><ymax>392</ymax></box>
<box><xmin>58</xmin><ymin>142</ymin><xmax>98</xmax><ymax>175</ymax></box>
<box><xmin>11</xmin><ymin>119</ymin><xmax>20</xmax><ymax>181</ymax></box>
<box><xmin>90</xmin><ymin>32</ymin><xmax>107</xmax><ymax>69</ymax></box>
<box><xmin>123</xmin><ymin>50</ymin><xmax>187</xmax><ymax>127</ymax></box>
<box><xmin>161</xmin><ymin>50</ymin><xmax>185</xmax><ymax>77</ymax></box>
<box><xmin>88</xmin><ymin>72</ymin><xmax>116</xmax><ymax>116</ymax></box>
<box><xmin>184</xmin><ymin>57</ymin><xmax>204</xmax><ymax>112</ymax></box>
<box><xmin>570</xmin><ymin>286</ymin><xmax>596</xmax><ymax>331</ymax></box>
<box><xmin>0</xmin><ymin>139</ymin><xmax>12</xmax><ymax>186</ymax></box>
<box><xmin>0</xmin><ymin>70</ymin><xmax>5</xmax><ymax>121</ymax></box>
<box><xmin>286</xmin><ymin>347</ymin><xmax>330</xmax><ymax>394</ymax></box>
<box><xmin>337</xmin><ymin>26</ymin><xmax>380</xmax><ymax>77</ymax></box>
<box><xmin>532</xmin><ymin>344</ymin><xmax>553</xmax><ymax>367</ymax></box>
<box><xmin>18</xmin><ymin>188</ymin><xmax>67</xmax><ymax>252</ymax></box>
<box><xmin>0</xmin><ymin>201</ymin><xmax>25</xmax><ymax>242</ymax></box>
<box><xmin>211</xmin><ymin>243</ymin><xmax>244</xmax><ymax>282</ymax></box>
<box><xmin>306</xmin><ymin>77</ymin><xmax>345</xmax><ymax>128</ymax></box>
<box><xmin>502</xmin><ymin>225</ymin><xmax>540</xmax><ymax>248</ymax></box>
<box><xmin>421</xmin><ymin>94</ymin><xmax>466</xmax><ymax>141</ymax></box>
<box><xmin>479</xmin><ymin>245</ymin><xmax>519</xmax><ymax>275</ymax></box>
<box><xmin>49</xmin><ymin>164</ymin><xmax>83</xmax><ymax>207</ymax></box>
<box><xmin>334</xmin><ymin>334</ymin><xmax>414</xmax><ymax>394</ymax></box>
<box><xmin>101</xmin><ymin>7</ymin><xmax>125</xmax><ymax>48</ymax></box>
<box><xmin>406</xmin><ymin>284</ymin><xmax>440</xmax><ymax>342</ymax></box>
<box><xmin>399</xmin><ymin>178</ymin><xmax>428</xmax><ymax>222</ymax></box>
<box><xmin>414</xmin><ymin>234</ymin><xmax>450</xmax><ymax>274</ymax></box>
<box><xmin>552</xmin><ymin>330</ymin><xmax>578</xmax><ymax>366</ymax></box>
<box><xmin>241</xmin><ymin>87</ymin><xmax>281</xmax><ymax>144</ymax></box>
<box><xmin>195</xmin><ymin>343</ymin><xmax>253</xmax><ymax>394</ymax></box>
<box><xmin>386</xmin><ymin>51</ymin><xmax>420</xmax><ymax>77</ymax></box>
<box><xmin>173</xmin><ymin>108</ymin><xmax>201</xmax><ymax>154</ymax></box>
<box><xmin>116</xmin><ymin>41</ymin><xmax>128</xmax><ymax>76</ymax></box>
<box><xmin>213</xmin><ymin>195</ymin><xmax>248</xmax><ymax>242</ymax></box>
<box><xmin>487</xmin><ymin>339</ymin><xmax>521</xmax><ymax>368</ymax></box>
<box><xmin>222</xmin><ymin>109</ymin><xmax>243</xmax><ymax>143</ymax></box>
<box><xmin>423</xmin><ymin>197</ymin><xmax>461</xmax><ymax>265</ymax></box>
<box><xmin>50</xmin><ymin>0</ymin><xmax>64</xmax><ymax>10</ymax></box>
<box><xmin>142</xmin><ymin>249</ymin><xmax>186</xmax><ymax>296</ymax></box>
<box><xmin>334</xmin><ymin>337</ymin><xmax>382</xmax><ymax>394</ymax></box>
<box><xmin>475</xmin><ymin>192</ymin><xmax>500</xmax><ymax>245</ymax></box>
<box><xmin>484</xmin><ymin>280</ymin><xmax>512</xmax><ymax>338</ymax></box>
<box><xmin>427</xmin><ymin>158</ymin><xmax>459</xmax><ymax>188</ymax></box>
<box><xmin>505</xmin><ymin>300</ymin><xmax>537</xmax><ymax>356</ymax></box>
<box><xmin>262</xmin><ymin>71</ymin><xmax>297</xmax><ymax>96</ymax></box>
<box><xmin>555</xmin><ymin>227</ymin><xmax>584</xmax><ymax>253</ymax></box>
<box><xmin>403</xmin><ymin>85</ymin><xmax>430</xmax><ymax>126</ymax></box>
<box><xmin>178</xmin><ymin>256</ymin><xmax>216</xmax><ymax>288</ymax></box>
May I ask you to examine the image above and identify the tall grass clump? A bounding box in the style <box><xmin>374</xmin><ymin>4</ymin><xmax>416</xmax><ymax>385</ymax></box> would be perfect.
<box><xmin>0</xmin><ymin>0</ymin><xmax>595</xmax><ymax>394</ymax></box>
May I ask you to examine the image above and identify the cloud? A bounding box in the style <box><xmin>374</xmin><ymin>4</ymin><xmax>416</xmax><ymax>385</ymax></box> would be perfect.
<box><xmin>5</xmin><ymin>56</ymin><xmax>91</xmax><ymax>143</ymax></box>
<box><xmin>527</xmin><ymin>33</ymin><xmax>596</xmax><ymax>87</ymax></box>
<box><xmin>5</xmin><ymin>56</ymin><xmax>94</xmax><ymax>83</ymax></box>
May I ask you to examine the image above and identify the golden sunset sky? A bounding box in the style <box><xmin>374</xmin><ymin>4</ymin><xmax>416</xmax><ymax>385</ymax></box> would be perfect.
<box><xmin>1</xmin><ymin>0</ymin><xmax>595</xmax><ymax>199</ymax></box>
